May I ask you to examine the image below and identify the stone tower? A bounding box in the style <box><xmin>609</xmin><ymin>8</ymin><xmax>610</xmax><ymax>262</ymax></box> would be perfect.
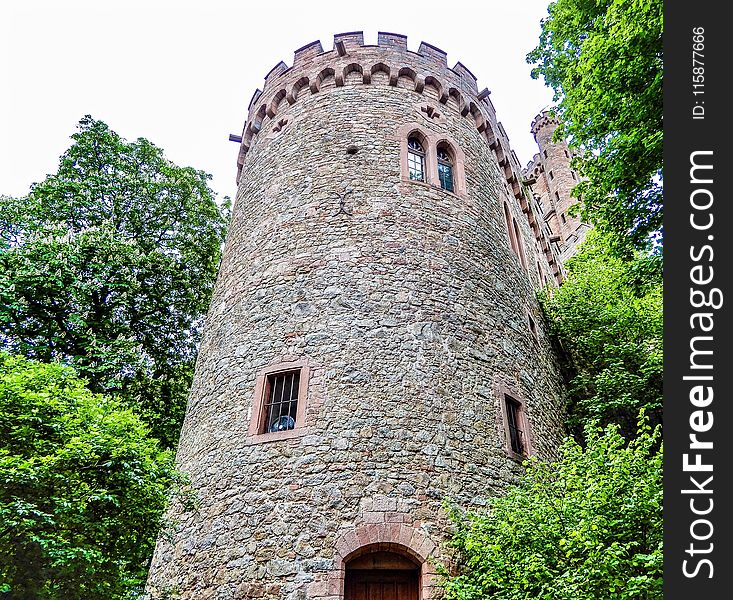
<box><xmin>525</xmin><ymin>111</ymin><xmax>590</xmax><ymax>263</ymax></box>
<box><xmin>146</xmin><ymin>32</ymin><xmax>567</xmax><ymax>600</ymax></box>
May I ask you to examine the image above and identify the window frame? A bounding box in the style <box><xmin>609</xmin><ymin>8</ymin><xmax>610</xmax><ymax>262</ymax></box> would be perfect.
<box><xmin>407</xmin><ymin>136</ymin><xmax>426</xmax><ymax>183</ymax></box>
<box><xmin>396</xmin><ymin>124</ymin><xmax>466</xmax><ymax>196</ymax></box>
<box><xmin>247</xmin><ymin>359</ymin><xmax>310</xmax><ymax>443</ymax></box>
<box><xmin>436</xmin><ymin>144</ymin><xmax>454</xmax><ymax>192</ymax></box>
<box><xmin>503</xmin><ymin>201</ymin><xmax>528</xmax><ymax>271</ymax></box>
<box><xmin>497</xmin><ymin>383</ymin><xmax>533</xmax><ymax>460</ymax></box>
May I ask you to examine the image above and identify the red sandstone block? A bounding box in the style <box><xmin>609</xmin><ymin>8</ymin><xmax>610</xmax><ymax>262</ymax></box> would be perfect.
<box><xmin>363</xmin><ymin>511</ymin><xmax>385</xmax><ymax>523</ymax></box>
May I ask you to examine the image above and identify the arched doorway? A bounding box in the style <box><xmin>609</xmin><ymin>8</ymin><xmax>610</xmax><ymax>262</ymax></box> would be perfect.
<box><xmin>344</xmin><ymin>547</ymin><xmax>420</xmax><ymax>600</ymax></box>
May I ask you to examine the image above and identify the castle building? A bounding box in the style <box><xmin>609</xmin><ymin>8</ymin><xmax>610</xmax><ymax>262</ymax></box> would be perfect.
<box><xmin>524</xmin><ymin>112</ymin><xmax>590</xmax><ymax>264</ymax></box>
<box><xmin>146</xmin><ymin>32</ymin><xmax>582</xmax><ymax>600</ymax></box>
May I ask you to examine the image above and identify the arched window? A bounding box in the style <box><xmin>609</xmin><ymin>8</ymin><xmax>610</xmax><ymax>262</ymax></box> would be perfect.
<box><xmin>407</xmin><ymin>136</ymin><xmax>425</xmax><ymax>182</ymax></box>
<box><xmin>437</xmin><ymin>145</ymin><xmax>454</xmax><ymax>192</ymax></box>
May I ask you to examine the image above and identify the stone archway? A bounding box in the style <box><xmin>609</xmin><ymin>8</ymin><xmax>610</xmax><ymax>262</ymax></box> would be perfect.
<box><xmin>317</xmin><ymin>524</ymin><xmax>439</xmax><ymax>600</ymax></box>
<box><xmin>344</xmin><ymin>546</ymin><xmax>420</xmax><ymax>600</ymax></box>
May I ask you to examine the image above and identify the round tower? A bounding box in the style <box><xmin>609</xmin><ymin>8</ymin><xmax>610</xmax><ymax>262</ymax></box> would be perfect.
<box><xmin>146</xmin><ymin>32</ymin><xmax>565</xmax><ymax>600</ymax></box>
<box><xmin>530</xmin><ymin>111</ymin><xmax>585</xmax><ymax>259</ymax></box>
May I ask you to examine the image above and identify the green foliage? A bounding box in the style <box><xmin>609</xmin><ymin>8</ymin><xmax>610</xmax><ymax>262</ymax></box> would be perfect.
<box><xmin>0</xmin><ymin>116</ymin><xmax>230</xmax><ymax>447</ymax></box>
<box><xmin>443</xmin><ymin>416</ymin><xmax>662</xmax><ymax>600</ymax></box>
<box><xmin>540</xmin><ymin>231</ymin><xmax>662</xmax><ymax>437</ymax></box>
<box><xmin>527</xmin><ymin>0</ymin><xmax>663</xmax><ymax>254</ymax></box>
<box><xmin>0</xmin><ymin>353</ymin><xmax>187</xmax><ymax>598</ymax></box>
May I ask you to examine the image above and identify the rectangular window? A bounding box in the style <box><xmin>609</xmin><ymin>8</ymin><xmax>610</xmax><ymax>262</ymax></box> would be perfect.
<box><xmin>263</xmin><ymin>370</ymin><xmax>300</xmax><ymax>433</ymax></box>
<box><xmin>505</xmin><ymin>396</ymin><xmax>525</xmax><ymax>456</ymax></box>
<box><xmin>549</xmin><ymin>170</ymin><xmax>554</xmax><ymax>180</ymax></box>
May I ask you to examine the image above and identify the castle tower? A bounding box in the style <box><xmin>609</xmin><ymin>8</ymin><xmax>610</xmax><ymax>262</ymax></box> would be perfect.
<box><xmin>526</xmin><ymin>111</ymin><xmax>590</xmax><ymax>262</ymax></box>
<box><xmin>146</xmin><ymin>33</ymin><xmax>566</xmax><ymax>600</ymax></box>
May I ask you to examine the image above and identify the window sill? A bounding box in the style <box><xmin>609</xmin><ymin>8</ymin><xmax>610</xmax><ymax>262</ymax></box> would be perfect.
<box><xmin>246</xmin><ymin>426</ymin><xmax>311</xmax><ymax>445</ymax></box>
<box><xmin>403</xmin><ymin>178</ymin><xmax>461</xmax><ymax>198</ymax></box>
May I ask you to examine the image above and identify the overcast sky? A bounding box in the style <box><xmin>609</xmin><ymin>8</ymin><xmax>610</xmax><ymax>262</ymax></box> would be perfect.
<box><xmin>1</xmin><ymin>0</ymin><xmax>555</xmax><ymax>202</ymax></box>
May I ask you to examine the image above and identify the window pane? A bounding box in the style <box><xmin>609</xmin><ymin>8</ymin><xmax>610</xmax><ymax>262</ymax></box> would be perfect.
<box><xmin>408</xmin><ymin>151</ymin><xmax>424</xmax><ymax>182</ymax></box>
<box><xmin>408</xmin><ymin>137</ymin><xmax>424</xmax><ymax>152</ymax></box>
<box><xmin>265</xmin><ymin>370</ymin><xmax>300</xmax><ymax>432</ymax></box>
<box><xmin>438</xmin><ymin>163</ymin><xmax>453</xmax><ymax>191</ymax></box>
<box><xmin>505</xmin><ymin>397</ymin><xmax>524</xmax><ymax>455</ymax></box>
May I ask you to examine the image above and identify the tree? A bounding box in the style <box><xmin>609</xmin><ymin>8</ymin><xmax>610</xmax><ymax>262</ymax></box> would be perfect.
<box><xmin>0</xmin><ymin>353</ymin><xmax>190</xmax><ymax>598</ymax></box>
<box><xmin>527</xmin><ymin>0</ymin><xmax>663</xmax><ymax>254</ymax></box>
<box><xmin>442</xmin><ymin>416</ymin><xmax>662</xmax><ymax>600</ymax></box>
<box><xmin>0</xmin><ymin>116</ymin><xmax>230</xmax><ymax>447</ymax></box>
<box><xmin>540</xmin><ymin>231</ymin><xmax>662</xmax><ymax>438</ymax></box>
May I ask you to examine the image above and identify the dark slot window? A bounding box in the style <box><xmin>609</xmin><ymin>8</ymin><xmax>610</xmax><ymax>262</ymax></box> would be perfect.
<box><xmin>407</xmin><ymin>137</ymin><xmax>425</xmax><ymax>182</ymax></box>
<box><xmin>505</xmin><ymin>396</ymin><xmax>525</xmax><ymax>455</ymax></box>
<box><xmin>437</xmin><ymin>147</ymin><xmax>454</xmax><ymax>192</ymax></box>
<box><xmin>264</xmin><ymin>370</ymin><xmax>300</xmax><ymax>433</ymax></box>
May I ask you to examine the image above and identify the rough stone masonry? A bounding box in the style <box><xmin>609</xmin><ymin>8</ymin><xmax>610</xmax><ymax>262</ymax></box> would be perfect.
<box><xmin>146</xmin><ymin>31</ymin><xmax>582</xmax><ymax>600</ymax></box>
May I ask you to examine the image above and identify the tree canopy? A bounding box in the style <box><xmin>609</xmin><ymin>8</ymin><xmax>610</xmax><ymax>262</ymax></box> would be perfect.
<box><xmin>0</xmin><ymin>353</ymin><xmax>188</xmax><ymax>598</ymax></box>
<box><xmin>527</xmin><ymin>0</ymin><xmax>663</xmax><ymax>254</ymax></box>
<box><xmin>443</xmin><ymin>416</ymin><xmax>662</xmax><ymax>600</ymax></box>
<box><xmin>540</xmin><ymin>231</ymin><xmax>662</xmax><ymax>438</ymax></box>
<box><xmin>0</xmin><ymin>116</ymin><xmax>230</xmax><ymax>447</ymax></box>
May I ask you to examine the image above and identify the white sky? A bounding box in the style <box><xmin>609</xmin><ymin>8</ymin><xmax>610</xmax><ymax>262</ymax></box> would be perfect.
<box><xmin>0</xmin><ymin>0</ymin><xmax>555</xmax><ymax>202</ymax></box>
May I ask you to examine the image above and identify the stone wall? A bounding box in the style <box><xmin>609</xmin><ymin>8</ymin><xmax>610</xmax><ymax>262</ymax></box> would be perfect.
<box><xmin>146</xmin><ymin>33</ymin><xmax>567</xmax><ymax>600</ymax></box>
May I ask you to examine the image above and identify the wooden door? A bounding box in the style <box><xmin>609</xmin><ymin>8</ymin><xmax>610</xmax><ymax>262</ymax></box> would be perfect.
<box><xmin>344</xmin><ymin>569</ymin><xmax>419</xmax><ymax>600</ymax></box>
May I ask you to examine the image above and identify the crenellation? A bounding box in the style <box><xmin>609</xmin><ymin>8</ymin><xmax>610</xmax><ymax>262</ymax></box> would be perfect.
<box><xmin>451</xmin><ymin>61</ymin><xmax>478</xmax><ymax>93</ymax></box>
<box><xmin>417</xmin><ymin>41</ymin><xmax>448</xmax><ymax>67</ymax></box>
<box><xmin>248</xmin><ymin>88</ymin><xmax>262</xmax><ymax>110</ymax></box>
<box><xmin>293</xmin><ymin>40</ymin><xmax>325</xmax><ymax>68</ymax></box>
<box><xmin>264</xmin><ymin>61</ymin><xmax>288</xmax><ymax>86</ymax></box>
<box><xmin>333</xmin><ymin>31</ymin><xmax>365</xmax><ymax>50</ymax></box>
<box><xmin>377</xmin><ymin>31</ymin><xmax>408</xmax><ymax>50</ymax></box>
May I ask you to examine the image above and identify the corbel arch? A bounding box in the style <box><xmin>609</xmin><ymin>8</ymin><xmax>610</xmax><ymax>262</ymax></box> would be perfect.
<box><xmin>288</xmin><ymin>76</ymin><xmax>309</xmax><ymax>104</ymax></box>
<box><xmin>266</xmin><ymin>89</ymin><xmax>287</xmax><ymax>118</ymax></box>
<box><xmin>343</xmin><ymin>63</ymin><xmax>364</xmax><ymax>86</ymax></box>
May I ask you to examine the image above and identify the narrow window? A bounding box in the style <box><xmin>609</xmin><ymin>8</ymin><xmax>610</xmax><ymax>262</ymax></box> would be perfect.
<box><xmin>564</xmin><ymin>149</ymin><xmax>569</xmax><ymax>158</ymax></box>
<box><xmin>263</xmin><ymin>370</ymin><xmax>300</xmax><ymax>433</ymax></box>
<box><xmin>528</xmin><ymin>313</ymin><xmax>539</xmax><ymax>341</ymax></box>
<box><xmin>549</xmin><ymin>170</ymin><xmax>554</xmax><ymax>180</ymax></box>
<box><xmin>512</xmin><ymin>217</ymin><xmax>528</xmax><ymax>270</ymax></box>
<box><xmin>561</xmin><ymin>212</ymin><xmax>567</xmax><ymax>224</ymax></box>
<box><xmin>543</xmin><ymin>149</ymin><xmax>548</xmax><ymax>159</ymax></box>
<box><xmin>505</xmin><ymin>395</ymin><xmax>525</xmax><ymax>456</ymax></box>
<box><xmin>437</xmin><ymin>146</ymin><xmax>454</xmax><ymax>192</ymax></box>
<box><xmin>555</xmin><ymin>191</ymin><xmax>560</xmax><ymax>203</ymax></box>
<box><xmin>407</xmin><ymin>137</ymin><xmax>425</xmax><ymax>182</ymax></box>
<box><xmin>571</xmin><ymin>171</ymin><xmax>577</xmax><ymax>181</ymax></box>
<box><xmin>503</xmin><ymin>202</ymin><xmax>516</xmax><ymax>253</ymax></box>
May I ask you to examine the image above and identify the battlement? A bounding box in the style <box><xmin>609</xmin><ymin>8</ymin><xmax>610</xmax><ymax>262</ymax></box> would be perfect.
<box><xmin>234</xmin><ymin>32</ymin><xmax>564</xmax><ymax>285</ymax></box>
<box><xmin>254</xmin><ymin>32</ymin><xmax>485</xmax><ymax>111</ymax></box>
<box><xmin>530</xmin><ymin>110</ymin><xmax>561</xmax><ymax>137</ymax></box>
